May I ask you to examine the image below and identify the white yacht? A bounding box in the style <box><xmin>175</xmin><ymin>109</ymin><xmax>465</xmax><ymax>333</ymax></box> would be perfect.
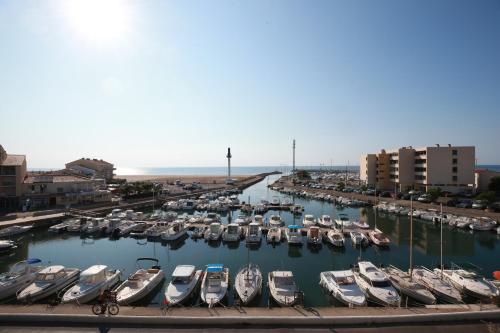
<box><xmin>350</xmin><ymin>231</ymin><xmax>369</xmax><ymax>246</ymax></box>
<box><xmin>267</xmin><ymin>227</ymin><xmax>282</xmax><ymax>244</ymax></box>
<box><xmin>469</xmin><ymin>218</ymin><xmax>497</xmax><ymax>231</ymax></box>
<box><xmin>353</xmin><ymin>220</ymin><xmax>370</xmax><ymax>229</ymax></box>
<box><xmin>268</xmin><ymin>271</ymin><xmax>300</xmax><ymax>306</ymax></box>
<box><xmin>200</xmin><ymin>264</ymin><xmax>229</xmax><ymax>308</ymax></box>
<box><xmin>222</xmin><ymin>224</ymin><xmax>242</xmax><ymax>242</ymax></box>
<box><xmin>285</xmin><ymin>225</ymin><xmax>302</xmax><ymax>245</ymax></box>
<box><xmin>437</xmin><ymin>267</ymin><xmax>499</xmax><ymax>301</ymax></box>
<box><xmin>0</xmin><ymin>259</ymin><xmax>44</xmax><ymax>300</ymax></box>
<box><xmin>0</xmin><ymin>240</ymin><xmax>16</xmax><ymax>253</ymax></box>
<box><xmin>62</xmin><ymin>265</ymin><xmax>121</xmax><ymax>304</ymax></box>
<box><xmin>81</xmin><ymin>218</ymin><xmax>108</xmax><ymax>235</ymax></box>
<box><xmin>161</xmin><ymin>220</ymin><xmax>188</xmax><ymax>241</ymax></box>
<box><xmin>302</xmin><ymin>214</ymin><xmax>316</xmax><ymax>228</ymax></box>
<box><xmin>235</xmin><ymin>214</ymin><xmax>251</xmax><ymax>226</ymax></box>
<box><xmin>307</xmin><ymin>226</ymin><xmax>322</xmax><ymax>245</ymax></box>
<box><xmin>268</xmin><ymin>215</ymin><xmax>284</xmax><ymax>227</ymax></box>
<box><xmin>235</xmin><ymin>263</ymin><xmax>262</xmax><ymax>305</ymax></box>
<box><xmin>105</xmin><ymin>218</ymin><xmax>124</xmax><ymax>235</ymax></box>
<box><xmin>353</xmin><ymin>261</ymin><xmax>400</xmax><ymax>307</ymax></box>
<box><xmin>383</xmin><ymin>266</ymin><xmax>436</xmax><ymax>305</ymax></box>
<box><xmin>246</xmin><ymin>223</ymin><xmax>262</xmax><ymax>244</ymax></box>
<box><xmin>411</xmin><ymin>266</ymin><xmax>462</xmax><ymax>304</ymax></box>
<box><xmin>317</xmin><ymin>215</ymin><xmax>333</xmax><ymax>228</ymax></box>
<box><xmin>326</xmin><ymin>230</ymin><xmax>345</xmax><ymax>247</ymax></box>
<box><xmin>0</xmin><ymin>225</ymin><xmax>33</xmax><ymax>238</ymax></box>
<box><xmin>115</xmin><ymin>258</ymin><xmax>164</xmax><ymax>305</ymax></box>
<box><xmin>319</xmin><ymin>270</ymin><xmax>366</xmax><ymax>307</ymax></box>
<box><xmin>17</xmin><ymin>265</ymin><xmax>80</xmax><ymax>302</ymax></box>
<box><xmin>368</xmin><ymin>229</ymin><xmax>390</xmax><ymax>246</ymax></box>
<box><xmin>164</xmin><ymin>265</ymin><xmax>202</xmax><ymax>306</ymax></box>
<box><xmin>335</xmin><ymin>214</ymin><xmax>353</xmax><ymax>229</ymax></box>
<box><xmin>203</xmin><ymin>213</ymin><xmax>221</xmax><ymax>225</ymax></box>
<box><xmin>181</xmin><ymin>199</ymin><xmax>197</xmax><ymax>211</ymax></box>
<box><xmin>253</xmin><ymin>215</ymin><xmax>264</xmax><ymax>226</ymax></box>
<box><xmin>204</xmin><ymin>222</ymin><xmax>223</xmax><ymax>241</ymax></box>
<box><xmin>144</xmin><ymin>221</ymin><xmax>170</xmax><ymax>238</ymax></box>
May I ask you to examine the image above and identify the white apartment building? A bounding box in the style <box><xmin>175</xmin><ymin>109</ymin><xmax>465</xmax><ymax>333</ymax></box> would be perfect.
<box><xmin>360</xmin><ymin>145</ymin><xmax>475</xmax><ymax>193</ymax></box>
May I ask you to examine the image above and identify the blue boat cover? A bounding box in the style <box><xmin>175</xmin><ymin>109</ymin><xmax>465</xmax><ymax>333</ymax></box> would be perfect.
<box><xmin>207</xmin><ymin>264</ymin><xmax>223</xmax><ymax>272</ymax></box>
<box><xmin>26</xmin><ymin>258</ymin><xmax>41</xmax><ymax>264</ymax></box>
<box><xmin>288</xmin><ymin>225</ymin><xmax>300</xmax><ymax>229</ymax></box>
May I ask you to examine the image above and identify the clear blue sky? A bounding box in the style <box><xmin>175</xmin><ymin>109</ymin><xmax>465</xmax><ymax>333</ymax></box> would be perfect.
<box><xmin>1</xmin><ymin>0</ymin><xmax>499</xmax><ymax>169</ymax></box>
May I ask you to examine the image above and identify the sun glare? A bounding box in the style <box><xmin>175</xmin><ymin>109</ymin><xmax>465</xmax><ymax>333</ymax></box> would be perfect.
<box><xmin>62</xmin><ymin>0</ymin><xmax>130</xmax><ymax>44</ymax></box>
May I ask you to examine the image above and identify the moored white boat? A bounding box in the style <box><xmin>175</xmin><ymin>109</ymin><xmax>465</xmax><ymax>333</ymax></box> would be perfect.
<box><xmin>114</xmin><ymin>258</ymin><xmax>164</xmax><ymax>305</ymax></box>
<box><xmin>62</xmin><ymin>265</ymin><xmax>121</xmax><ymax>304</ymax></box>
<box><xmin>0</xmin><ymin>225</ymin><xmax>33</xmax><ymax>238</ymax></box>
<box><xmin>222</xmin><ymin>223</ymin><xmax>242</xmax><ymax>242</ymax></box>
<box><xmin>326</xmin><ymin>230</ymin><xmax>344</xmax><ymax>247</ymax></box>
<box><xmin>267</xmin><ymin>227</ymin><xmax>282</xmax><ymax>243</ymax></box>
<box><xmin>317</xmin><ymin>215</ymin><xmax>333</xmax><ymax>228</ymax></box>
<box><xmin>246</xmin><ymin>222</ymin><xmax>262</xmax><ymax>244</ymax></box>
<box><xmin>0</xmin><ymin>240</ymin><xmax>16</xmax><ymax>253</ymax></box>
<box><xmin>204</xmin><ymin>222</ymin><xmax>223</xmax><ymax>241</ymax></box>
<box><xmin>469</xmin><ymin>218</ymin><xmax>497</xmax><ymax>231</ymax></box>
<box><xmin>235</xmin><ymin>263</ymin><xmax>262</xmax><ymax>305</ymax></box>
<box><xmin>353</xmin><ymin>220</ymin><xmax>370</xmax><ymax>229</ymax></box>
<box><xmin>302</xmin><ymin>214</ymin><xmax>316</xmax><ymax>228</ymax></box>
<box><xmin>253</xmin><ymin>215</ymin><xmax>264</xmax><ymax>225</ymax></box>
<box><xmin>350</xmin><ymin>231</ymin><xmax>368</xmax><ymax>246</ymax></box>
<box><xmin>319</xmin><ymin>270</ymin><xmax>366</xmax><ymax>307</ymax></box>
<box><xmin>268</xmin><ymin>215</ymin><xmax>284</xmax><ymax>227</ymax></box>
<box><xmin>307</xmin><ymin>226</ymin><xmax>322</xmax><ymax>245</ymax></box>
<box><xmin>200</xmin><ymin>264</ymin><xmax>229</xmax><ymax>307</ymax></box>
<box><xmin>335</xmin><ymin>214</ymin><xmax>353</xmax><ymax>229</ymax></box>
<box><xmin>161</xmin><ymin>220</ymin><xmax>188</xmax><ymax>241</ymax></box>
<box><xmin>0</xmin><ymin>259</ymin><xmax>44</xmax><ymax>300</ymax></box>
<box><xmin>285</xmin><ymin>225</ymin><xmax>302</xmax><ymax>245</ymax></box>
<box><xmin>353</xmin><ymin>261</ymin><xmax>400</xmax><ymax>307</ymax></box>
<box><xmin>268</xmin><ymin>271</ymin><xmax>300</xmax><ymax>306</ymax></box>
<box><xmin>411</xmin><ymin>266</ymin><xmax>462</xmax><ymax>304</ymax></box>
<box><xmin>383</xmin><ymin>265</ymin><xmax>436</xmax><ymax>305</ymax></box>
<box><xmin>164</xmin><ymin>265</ymin><xmax>202</xmax><ymax>306</ymax></box>
<box><xmin>368</xmin><ymin>229</ymin><xmax>390</xmax><ymax>246</ymax></box>
<box><xmin>17</xmin><ymin>265</ymin><xmax>80</xmax><ymax>302</ymax></box>
<box><xmin>437</xmin><ymin>266</ymin><xmax>499</xmax><ymax>301</ymax></box>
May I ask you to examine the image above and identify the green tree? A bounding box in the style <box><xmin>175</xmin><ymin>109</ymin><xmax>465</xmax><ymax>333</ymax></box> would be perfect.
<box><xmin>296</xmin><ymin>169</ymin><xmax>311</xmax><ymax>180</ymax></box>
<box><xmin>427</xmin><ymin>187</ymin><xmax>442</xmax><ymax>202</ymax></box>
<box><xmin>488</xmin><ymin>176</ymin><xmax>500</xmax><ymax>194</ymax></box>
<box><xmin>475</xmin><ymin>191</ymin><xmax>496</xmax><ymax>204</ymax></box>
<box><xmin>337</xmin><ymin>182</ymin><xmax>345</xmax><ymax>191</ymax></box>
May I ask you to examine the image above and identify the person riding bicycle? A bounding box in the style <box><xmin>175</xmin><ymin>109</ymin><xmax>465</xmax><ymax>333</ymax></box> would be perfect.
<box><xmin>98</xmin><ymin>289</ymin><xmax>111</xmax><ymax>304</ymax></box>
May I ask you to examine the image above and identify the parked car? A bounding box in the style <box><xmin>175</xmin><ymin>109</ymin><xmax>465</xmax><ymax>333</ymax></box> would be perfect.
<box><xmin>456</xmin><ymin>199</ymin><xmax>473</xmax><ymax>209</ymax></box>
<box><xmin>380</xmin><ymin>191</ymin><xmax>392</xmax><ymax>198</ymax></box>
<box><xmin>417</xmin><ymin>194</ymin><xmax>431</xmax><ymax>203</ymax></box>
<box><xmin>446</xmin><ymin>198</ymin><xmax>459</xmax><ymax>207</ymax></box>
<box><xmin>489</xmin><ymin>202</ymin><xmax>500</xmax><ymax>212</ymax></box>
<box><xmin>472</xmin><ymin>200</ymin><xmax>486</xmax><ymax>209</ymax></box>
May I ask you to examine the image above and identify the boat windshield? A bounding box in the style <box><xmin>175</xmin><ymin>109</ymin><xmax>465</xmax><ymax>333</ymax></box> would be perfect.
<box><xmin>323</xmin><ymin>217</ymin><xmax>331</xmax><ymax>222</ymax></box>
<box><xmin>36</xmin><ymin>273</ymin><xmax>55</xmax><ymax>281</ymax></box>
<box><xmin>275</xmin><ymin>276</ymin><xmax>293</xmax><ymax>285</ymax></box>
<box><xmin>81</xmin><ymin>273</ymin><xmax>104</xmax><ymax>285</ymax></box>
<box><xmin>372</xmin><ymin>280</ymin><xmax>391</xmax><ymax>288</ymax></box>
<box><xmin>172</xmin><ymin>276</ymin><xmax>189</xmax><ymax>284</ymax></box>
<box><xmin>335</xmin><ymin>276</ymin><xmax>355</xmax><ymax>285</ymax></box>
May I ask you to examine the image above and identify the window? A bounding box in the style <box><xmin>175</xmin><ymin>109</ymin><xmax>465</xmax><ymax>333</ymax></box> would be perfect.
<box><xmin>452</xmin><ymin>150</ymin><xmax>457</xmax><ymax>155</ymax></box>
<box><xmin>453</xmin><ymin>158</ymin><xmax>457</xmax><ymax>164</ymax></box>
<box><xmin>452</xmin><ymin>176</ymin><xmax>458</xmax><ymax>181</ymax></box>
<box><xmin>452</xmin><ymin>167</ymin><xmax>457</xmax><ymax>173</ymax></box>
<box><xmin>415</xmin><ymin>175</ymin><xmax>426</xmax><ymax>180</ymax></box>
<box><xmin>415</xmin><ymin>167</ymin><xmax>426</xmax><ymax>172</ymax></box>
<box><xmin>415</xmin><ymin>159</ymin><xmax>426</xmax><ymax>164</ymax></box>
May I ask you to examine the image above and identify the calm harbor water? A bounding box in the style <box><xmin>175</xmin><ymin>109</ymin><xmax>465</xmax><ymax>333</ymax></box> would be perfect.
<box><xmin>1</xmin><ymin>175</ymin><xmax>499</xmax><ymax>307</ymax></box>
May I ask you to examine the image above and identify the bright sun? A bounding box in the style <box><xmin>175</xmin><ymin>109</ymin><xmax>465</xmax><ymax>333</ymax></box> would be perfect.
<box><xmin>62</xmin><ymin>0</ymin><xmax>130</xmax><ymax>44</ymax></box>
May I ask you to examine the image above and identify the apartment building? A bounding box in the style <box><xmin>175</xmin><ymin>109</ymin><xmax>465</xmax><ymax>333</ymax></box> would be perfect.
<box><xmin>66</xmin><ymin>158</ymin><xmax>115</xmax><ymax>181</ymax></box>
<box><xmin>0</xmin><ymin>145</ymin><xmax>27</xmax><ymax>210</ymax></box>
<box><xmin>360</xmin><ymin>145</ymin><xmax>475</xmax><ymax>193</ymax></box>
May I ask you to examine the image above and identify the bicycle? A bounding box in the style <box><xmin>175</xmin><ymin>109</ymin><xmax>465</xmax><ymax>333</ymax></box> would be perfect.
<box><xmin>92</xmin><ymin>291</ymin><xmax>119</xmax><ymax>315</ymax></box>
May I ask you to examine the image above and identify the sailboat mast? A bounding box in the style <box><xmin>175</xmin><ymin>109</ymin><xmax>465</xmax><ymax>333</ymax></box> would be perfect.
<box><xmin>440</xmin><ymin>203</ymin><xmax>443</xmax><ymax>277</ymax></box>
<box><xmin>409</xmin><ymin>196</ymin><xmax>414</xmax><ymax>279</ymax></box>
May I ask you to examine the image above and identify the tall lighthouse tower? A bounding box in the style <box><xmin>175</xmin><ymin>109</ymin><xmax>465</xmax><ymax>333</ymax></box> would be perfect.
<box><xmin>226</xmin><ymin>147</ymin><xmax>232</xmax><ymax>180</ymax></box>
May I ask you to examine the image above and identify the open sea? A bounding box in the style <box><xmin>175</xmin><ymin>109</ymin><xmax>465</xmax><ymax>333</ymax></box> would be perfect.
<box><xmin>1</xmin><ymin>174</ymin><xmax>499</xmax><ymax>308</ymax></box>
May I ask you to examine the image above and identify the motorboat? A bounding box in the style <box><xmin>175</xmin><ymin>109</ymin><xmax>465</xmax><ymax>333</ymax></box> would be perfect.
<box><xmin>191</xmin><ymin>227</ymin><xmax>206</xmax><ymax>240</ymax></box>
<box><xmin>302</xmin><ymin>214</ymin><xmax>316</xmax><ymax>228</ymax></box>
<box><xmin>353</xmin><ymin>220</ymin><xmax>370</xmax><ymax>229</ymax></box>
<box><xmin>222</xmin><ymin>224</ymin><xmax>242</xmax><ymax>242</ymax></box>
<box><xmin>0</xmin><ymin>225</ymin><xmax>33</xmax><ymax>238</ymax></box>
<box><xmin>17</xmin><ymin>265</ymin><xmax>80</xmax><ymax>302</ymax></box>
<box><xmin>235</xmin><ymin>263</ymin><xmax>262</xmax><ymax>305</ymax></box>
<box><xmin>317</xmin><ymin>215</ymin><xmax>333</xmax><ymax>228</ymax></box>
<box><xmin>105</xmin><ymin>218</ymin><xmax>124</xmax><ymax>235</ymax></box>
<box><xmin>246</xmin><ymin>223</ymin><xmax>262</xmax><ymax>244</ymax></box>
<box><xmin>200</xmin><ymin>264</ymin><xmax>229</xmax><ymax>308</ymax></box>
<box><xmin>164</xmin><ymin>265</ymin><xmax>202</xmax><ymax>306</ymax></box>
<box><xmin>350</xmin><ymin>231</ymin><xmax>368</xmax><ymax>246</ymax></box>
<box><xmin>335</xmin><ymin>214</ymin><xmax>353</xmax><ymax>229</ymax></box>
<box><xmin>455</xmin><ymin>216</ymin><xmax>472</xmax><ymax>229</ymax></box>
<box><xmin>62</xmin><ymin>265</ymin><xmax>121</xmax><ymax>304</ymax></box>
<box><xmin>235</xmin><ymin>214</ymin><xmax>251</xmax><ymax>226</ymax></box>
<box><xmin>437</xmin><ymin>266</ymin><xmax>499</xmax><ymax>301</ymax></box>
<box><xmin>368</xmin><ymin>229</ymin><xmax>390</xmax><ymax>246</ymax></box>
<box><xmin>107</xmin><ymin>209</ymin><xmax>126</xmax><ymax>219</ymax></box>
<box><xmin>203</xmin><ymin>213</ymin><xmax>221</xmax><ymax>225</ymax></box>
<box><xmin>267</xmin><ymin>227</ymin><xmax>282</xmax><ymax>244</ymax></box>
<box><xmin>268</xmin><ymin>271</ymin><xmax>300</xmax><ymax>306</ymax></box>
<box><xmin>161</xmin><ymin>220</ymin><xmax>188</xmax><ymax>241</ymax></box>
<box><xmin>253</xmin><ymin>215</ymin><xmax>264</xmax><ymax>225</ymax></box>
<box><xmin>113</xmin><ymin>220</ymin><xmax>140</xmax><ymax>237</ymax></box>
<box><xmin>411</xmin><ymin>266</ymin><xmax>462</xmax><ymax>303</ymax></box>
<box><xmin>144</xmin><ymin>221</ymin><xmax>170</xmax><ymax>238</ymax></box>
<box><xmin>66</xmin><ymin>218</ymin><xmax>84</xmax><ymax>233</ymax></box>
<box><xmin>326</xmin><ymin>230</ymin><xmax>345</xmax><ymax>247</ymax></box>
<box><xmin>204</xmin><ymin>222</ymin><xmax>223</xmax><ymax>241</ymax></box>
<box><xmin>285</xmin><ymin>225</ymin><xmax>302</xmax><ymax>245</ymax></box>
<box><xmin>353</xmin><ymin>261</ymin><xmax>400</xmax><ymax>307</ymax></box>
<box><xmin>307</xmin><ymin>226</ymin><xmax>322</xmax><ymax>246</ymax></box>
<box><xmin>0</xmin><ymin>240</ymin><xmax>16</xmax><ymax>253</ymax></box>
<box><xmin>268</xmin><ymin>215</ymin><xmax>284</xmax><ymax>227</ymax></box>
<box><xmin>383</xmin><ymin>266</ymin><xmax>436</xmax><ymax>305</ymax></box>
<box><xmin>291</xmin><ymin>205</ymin><xmax>304</xmax><ymax>215</ymax></box>
<box><xmin>0</xmin><ymin>259</ymin><xmax>44</xmax><ymax>300</ymax></box>
<box><xmin>81</xmin><ymin>218</ymin><xmax>108</xmax><ymax>235</ymax></box>
<box><xmin>469</xmin><ymin>218</ymin><xmax>497</xmax><ymax>231</ymax></box>
<box><xmin>181</xmin><ymin>199</ymin><xmax>197</xmax><ymax>211</ymax></box>
<box><xmin>319</xmin><ymin>270</ymin><xmax>366</xmax><ymax>307</ymax></box>
<box><xmin>115</xmin><ymin>258</ymin><xmax>164</xmax><ymax>305</ymax></box>
<box><xmin>254</xmin><ymin>204</ymin><xmax>267</xmax><ymax>214</ymax></box>
<box><xmin>271</xmin><ymin>196</ymin><xmax>280</xmax><ymax>206</ymax></box>
<box><xmin>49</xmin><ymin>219</ymin><xmax>79</xmax><ymax>233</ymax></box>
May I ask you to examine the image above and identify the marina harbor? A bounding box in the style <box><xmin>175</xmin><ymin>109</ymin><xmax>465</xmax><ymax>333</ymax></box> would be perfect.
<box><xmin>1</xmin><ymin>174</ymin><xmax>499</xmax><ymax>311</ymax></box>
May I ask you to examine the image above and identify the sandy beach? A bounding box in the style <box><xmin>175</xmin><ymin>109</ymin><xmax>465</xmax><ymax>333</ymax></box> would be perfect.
<box><xmin>117</xmin><ymin>174</ymin><xmax>247</xmax><ymax>184</ymax></box>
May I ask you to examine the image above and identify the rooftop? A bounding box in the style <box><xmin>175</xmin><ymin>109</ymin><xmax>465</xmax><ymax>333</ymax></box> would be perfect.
<box><xmin>67</xmin><ymin>158</ymin><xmax>113</xmax><ymax>167</ymax></box>
<box><xmin>24</xmin><ymin>171</ymin><xmax>95</xmax><ymax>184</ymax></box>
<box><xmin>0</xmin><ymin>154</ymin><xmax>26</xmax><ymax>166</ymax></box>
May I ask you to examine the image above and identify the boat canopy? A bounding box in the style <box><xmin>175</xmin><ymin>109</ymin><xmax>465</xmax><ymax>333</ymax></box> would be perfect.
<box><xmin>288</xmin><ymin>225</ymin><xmax>300</xmax><ymax>229</ymax></box>
<box><xmin>207</xmin><ymin>264</ymin><xmax>223</xmax><ymax>272</ymax></box>
<box><xmin>26</xmin><ymin>258</ymin><xmax>42</xmax><ymax>264</ymax></box>
<box><xmin>172</xmin><ymin>265</ymin><xmax>195</xmax><ymax>277</ymax></box>
<box><xmin>81</xmin><ymin>265</ymin><xmax>107</xmax><ymax>277</ymax></box>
